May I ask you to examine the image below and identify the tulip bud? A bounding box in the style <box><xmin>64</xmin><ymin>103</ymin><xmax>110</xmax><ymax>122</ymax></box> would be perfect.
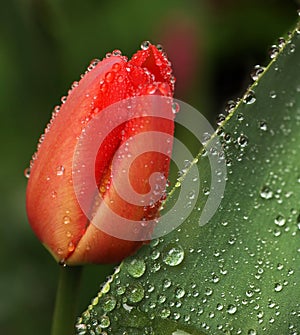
<box><xmin>26</xmin><ymin>42</ymin><xmax>175</xmax><ymax>265</ymax></box>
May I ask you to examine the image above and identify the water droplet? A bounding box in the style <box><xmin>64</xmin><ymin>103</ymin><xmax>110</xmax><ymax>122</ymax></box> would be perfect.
<box><xmin>117</xmin><ymin>75</ymin><xmax>124</xmax><ymax>83</ymax></box>
<box><xmin>99</xmin><ymin>315</ymin><xmax>110</xmax><ymax>328</ymax></box>
<box><xmin>175</xmin><ymin>287</ymin><xmax>185</xmax><ymax>299</ymax></box>
<box><xmin>56</xmin><ymin>165</ymin><xmax>65</xmax><ymax>176</ymax></box>
<box><xmin>269</xmin><ymin>90</ymin><xmax>277</xmax><ymax>99</ymax></box>
<box><xmin>237</xmin><ymin>113</ymin><xmax>244</xmax><ymax>121</ymax></box>
<box><xmin>216</xmin><ymin>303</ymin><xmax>224</xmax><ymax>311</ymax></box>
<box><xmin>172</xmin><ymin>102</ymin><xmax>180</xmax><ymax>114</ymax></box>
<box><xmin>237</xmin><ymin>134</ymin><xmax>248</xmax><ymax>148</ymax></box>
<box><xmin>243</xmin><ymin>90</ymin><xmax>256</xmax><ymax>104</ymax></box>
<box><xmin>112</xmin><ymin>62</ymin><xmax>121</xmax><ymax>72</ymax></box>
<box><xmin>61</xmin><ymin>96</ymin><xmax>67</xmax><ymax>104</ymax></box>
<box><xmin>225</xmin><ymin>100</ymin><xmax>236</xmax><ymax>113</ymax></box>
<box><xmin>277</xmin><ymin>37</ymin><xmax>286</xmax><ymax>49</ymax></box>
<box><xmin>289</xmin><ymin>43</ymin><xmax>296</xmax><ymax>53</ymax></box>
<box><xmin>76</xmin><ymin>323</ymin><xmax>87</xmax><ymax>335</ymax></box>
<box><xmin>160</xmin><ymin>308</ymin><xmax>171</xmax><ymax>319</ymax></box>
<box><xmin>227</xmin><ymin>304</ymin><xmax>237</xmax><ymax>314</ymax></box>
<box><xmin>58</xmin><ymin>259</ymin><xmax>67</xmax><ymax>267</ymax></box>
<box><xmin>250</xmin><ymin>65</ymin><xmax>265</xmax><ymax>81</ymax></box>
<box><xmin>248</xmin><ymin>329</ymin><xmax>257</xmax><ymax>335</ymax></box>
<box><xmin>24</xmin><ymin>167</ymin><xmax>31</xmax><ymax>179</ymax></box>
<box><xmin>260</xmin><ymin>186</ymin><xmax>273</xmax><ymax>199</ymax></box>
<box><xmin>162</xmin><ymin>244</ymin><xmax>185</xmax><ymax>266</ymax></box>
<box><xmin>163</xmin><ymin>279</ymin><xmax>172</xmax><ymax>289</ymax></box>
<box><xmin>63</xmin><ymin>216</ymin><xmax>71</xmax><ymax>224</ymax></box>
<box><xmin>259</xmin><ymin>120</ymin><xmax>268</xmax><ymax>131</ymax></box>
<box><xmin>112</xmin><ymin>49</ymin><xmax>122</xmax><ymax>56</ymax></box>
<box><xmin>116</xmin><ymin>285</ymin><xmax>126</xmax><ymax>295</ymax></box>
<box><xmin>141</xmin><ymin>41</ymin><xmax>150</xmax><ymax>50</ymax></box>
<box><xmin>277</xmin><ymin>263</ymin><xmax>284</xmax><ymax>270</ymax></box>
<box><xmin>274</xmin><ymin>283</ymin><xmax>283</xmax><ymax>292</ymax></box>
<box><xmin>274</xmin><ymin>214</ymin><xmax>286</xmax><ymax>227</ymax></box>
<box><xmin>269</xmin><ymin>45</ymin><xmax>279</xmax><ymax>59</ymax></box>
<box><xmin>216</xmin><ymin>113</ymin><xmax>226</xmax><ymax>126</ymax></box>
<box><xmin>102</xmin><ymin>295</ymin><xmax>117</xmax><ymax>312</ymax></box>
<box><xmin>156</xmin><ymin>44</ymin><xmax>164</xmax><ymax>52</ymax></box>
<box><xmin>127</xmin><ymin>258</ymin><xmax>146</xmax><ymax>278</ymax></box>
<box><xmin>68</xmin><ymin>241</ymin><xmax>75</xmax><ymax>252</ymax></box>
<box><xmin>105</xmin><ymin>71</ymin><xmax>115</xmax><ymax>83</ymax></box>
<box><xmin>126</xmin><ymin>283</ymin><xmax>144</xmax><ymax>303</ymax></box>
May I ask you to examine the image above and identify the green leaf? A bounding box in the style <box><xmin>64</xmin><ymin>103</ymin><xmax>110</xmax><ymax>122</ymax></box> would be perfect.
<box><xmin>76</xmin><ymin>22</ymin><xmax>300</xmax><ymax>334</ymax></box>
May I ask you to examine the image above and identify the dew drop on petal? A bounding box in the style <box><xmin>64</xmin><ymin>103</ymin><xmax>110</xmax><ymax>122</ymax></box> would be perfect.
<box><xmin>24</xmin><ymin>167</ymin><xmax>31</xmax><ymax>179</ymax></box>
<box><xmin>141</xmin><ymin>41</ymin><xmax>150</xmax><ymax>50</ymax></box>
<box><xmin>56</xmin><ymin>165</ymin><xmax>65</xmax><ymax>176</ymax></box>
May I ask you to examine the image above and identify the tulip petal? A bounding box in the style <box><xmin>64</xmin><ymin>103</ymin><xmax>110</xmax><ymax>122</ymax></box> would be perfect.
<box><xmin>26</xmin><ymin>44</ymin><xmax>175</xmax><ymax>265</ymax></box>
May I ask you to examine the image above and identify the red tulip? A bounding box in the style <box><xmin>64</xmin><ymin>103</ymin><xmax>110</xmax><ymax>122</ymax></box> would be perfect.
<box><xmin>26</xmin><ymin>42</ymin><xmax>175</xmax><ymax>265</ymax></box>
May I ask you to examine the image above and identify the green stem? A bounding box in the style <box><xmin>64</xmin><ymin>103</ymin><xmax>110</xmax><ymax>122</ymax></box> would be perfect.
<box><xmin>51</xmin><ymin>265</ymin><xmax>83</xmax><ymax>335</ymax></box>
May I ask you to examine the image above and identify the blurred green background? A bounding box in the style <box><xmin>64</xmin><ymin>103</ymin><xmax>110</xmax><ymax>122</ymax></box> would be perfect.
<box><xmin>0</xmin><ymin>0</ymin><xmax>298</xmax><ymax>334</ymax></box>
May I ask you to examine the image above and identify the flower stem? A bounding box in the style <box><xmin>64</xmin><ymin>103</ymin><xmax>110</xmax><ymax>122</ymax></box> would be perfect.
<box><xmin>51</xmin><ymin>265</ymin><xmax>83</xmax><ymax>335</ymax></box>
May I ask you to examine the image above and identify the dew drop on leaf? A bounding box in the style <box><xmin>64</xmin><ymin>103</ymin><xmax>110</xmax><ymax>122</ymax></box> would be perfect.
<box><xmin>162</xmin><ymin>244</ymin><xmax>185</xmax><ymax>266</ymax></box>
<box><xmin>243</xmin><ymin>90</ymin><xmax>256</xmax><ymax>104</ymax></box>
<box><xmin>126</xmin><ymin>283</ymin><xmax>145</xmax><ymax>303</ymax></box>
<box><xmin>269</xmin><ymin>45</ymin><xmax>279</xmax><ymax>59</ymax></box>
<box><xmin>99</xmin><ymin>315</ymin><xmax>110</xmax><ymax>328</ymax></box>
<box><xmin>260</xmin><ymin>185</ymin><xmax>273</xmax><ymax>199</ymax></box>
<box><xmin>237</xmin><ymin>134</ymin><xmax>249</xmax><ymax>148</ymax></box>
<box><xmin>274</xmin><ymin>214</ymin><xmax>286</xmax><ymax>227</ymax></box>
<box><xmin>102</xmin><ymin>295</ymin><xmax>117</xmax><ymax>312</ymax></box>
<box><xmin>127</xmin><ymin>258</ymin><xmax>146</xmax><ymax>278</ymax></box>
<box><xmin>227</xmin><ymin>304</ymin><xmax>237</xmax><ymax>314</ymax></box>
<box><xmin>269</xmin><ymin>90</ymin><xmax>277</xmax><ymax>99</ymax></box>
<box><xmin>259</xmin><ymin>120</ymin><xmax>268</xmax><ymax>131</ymax></box>
<box><xmin>250</xmin><ymin>65</ymin><xmax>265</xmax><ymax>81</ymax></box>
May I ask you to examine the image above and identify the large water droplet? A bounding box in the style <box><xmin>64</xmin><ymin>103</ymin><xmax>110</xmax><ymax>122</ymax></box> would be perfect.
<box><xmin>162</xmin><ymin>244</ymin><xmax>185</xmax><ymax>266</ymax></box>
<box><xmin>126</xmin><ymin>283</ymin><xmax>145</xmax><ymax>303</ymax></box>
<box><xmin>127</xmin><ymin>258</ymin><xmax>146</xmax><ymax>278</ymax></box>
<box><xmin>102</xmin><ymin>295</ymin><xmax>117</xmax><ymax>312</ymax></box>
<box><xmin>99</xmin><ymin>315</ymin><xmax>110</xmax><ymax>328</ymax></box>
<box><xmin>175</xmin><ymin>287</ymin><xmax>185</xmax><ymax>299</ymax></box>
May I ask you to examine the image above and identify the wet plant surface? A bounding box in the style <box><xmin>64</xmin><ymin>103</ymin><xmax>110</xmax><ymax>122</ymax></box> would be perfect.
<box><xmin>76</xmin><ymin>23</ymin><xmax>300</xmax><ymax>335</ymax></box>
